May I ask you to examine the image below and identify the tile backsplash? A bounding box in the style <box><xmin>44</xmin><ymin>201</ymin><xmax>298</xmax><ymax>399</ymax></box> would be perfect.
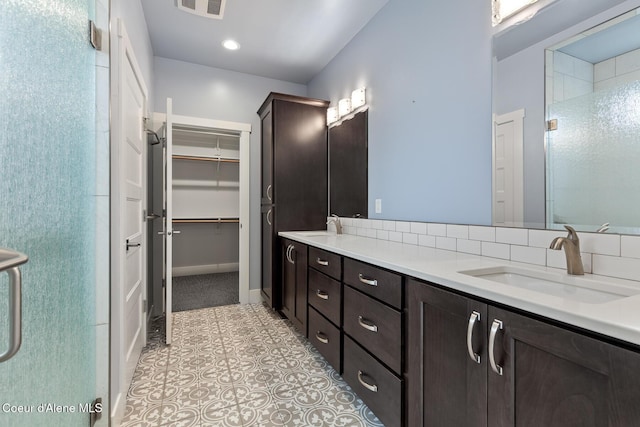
<box><xmin>328</xmin><ymin>218</ymin><xmax>640</xmax><ymax>283</ymax></box>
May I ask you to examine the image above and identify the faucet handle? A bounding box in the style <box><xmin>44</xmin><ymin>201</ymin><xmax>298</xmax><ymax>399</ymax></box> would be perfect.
<box><xmin>563</xmin><ymin>225</ymin><xmax>579</xmax><ymax>241</ymax></box>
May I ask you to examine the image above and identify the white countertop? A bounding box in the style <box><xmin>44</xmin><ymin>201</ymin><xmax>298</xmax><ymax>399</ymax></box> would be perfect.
<box><xmin>279</xmin><ymin>231</ymin><xmax>640</xmax><ymax>347</ymax></box>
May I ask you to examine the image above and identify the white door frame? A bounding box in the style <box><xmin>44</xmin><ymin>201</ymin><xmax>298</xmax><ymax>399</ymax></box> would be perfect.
<box><xmin>109</xmin><ymin>19</ymin><xmax>149</xmax><ymax>425</ymax></box>
<box><xmin>493</xmin><ymin>109</ymin><xmax>525</xmax><ymax>227</ymax></box>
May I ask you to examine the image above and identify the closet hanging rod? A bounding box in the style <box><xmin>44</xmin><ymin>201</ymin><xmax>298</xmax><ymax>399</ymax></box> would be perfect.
<box><xmin>172</xmin><ymin>218</ymin><xmax>240</xmax><ymax>224</ymax></box>
<box><xmin>172</xmin><ymin>154</ymin><xmax>239</xmax><ymax>163</ymax></box>
<box><xmin>173</xmin><ymin>127</ymin><xmax>240</xmax><ymax>138</ymax></box>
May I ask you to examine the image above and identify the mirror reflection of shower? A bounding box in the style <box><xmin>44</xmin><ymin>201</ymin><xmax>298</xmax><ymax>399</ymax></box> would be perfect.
<box><xmin>545</xmin><ymin>7</ymin><xmax>640</xmax><ymax>235</ymax></box>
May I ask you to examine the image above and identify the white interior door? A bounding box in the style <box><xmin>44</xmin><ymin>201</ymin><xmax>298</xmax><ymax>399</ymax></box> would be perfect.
<box><xmin>111</xmin><ymin>20</ymin><xmax>148</xmax><ymax>422</ymax></box>
<box><xmin>493</xmin><ymin>110</ymin><xmax>524</xmax><ymax>227</ymax></box>
<box><xmin>164</xmin><ymin>98</ymin><xmax>174</xmax><ymax>345</ymax></box>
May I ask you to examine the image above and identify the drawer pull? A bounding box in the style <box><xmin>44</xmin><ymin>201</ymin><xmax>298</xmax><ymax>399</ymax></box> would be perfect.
<box><xmin>316</xmin><ymin>290</ymin><xmax>329</xmax><ymax>300</ymax></box>
<box><xmin>358</xmin><ymin>273</ymin><xmax>378</xmax><ymax>287</ymax></box>
<box><xmin>357</xmin><ymin>370</ymin><xmax>378</xmax><ymax>393</ymax></box>
<box><xmin>357</xmin><ymin>316</ymin><xmax>378</xmax><ymax>332</ymax></box>
<box><xmin>316</xmin><ymin>258</ymin><xmax>329</xmax><ymax>266</ymax></box>
<box><xmin>467</xmin><ymin>311</ymin><xmax>481</xmax><ymax>364</ymax></box>
<box><xmin>315</xmin><ymin>332</ymin><xmax>329</xmax><ymax>344</ymax></box>
<box><xmin>489</xmin><ymin>319</ymin><xmax>504</xmax><ymax>376</ymax></box>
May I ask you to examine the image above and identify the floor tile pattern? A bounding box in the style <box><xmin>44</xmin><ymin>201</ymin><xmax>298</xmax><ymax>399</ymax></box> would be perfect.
<box><xmin>121</xmin><ymin>304</ymin><xmax>385</xmax><ymax>426</ymax></box>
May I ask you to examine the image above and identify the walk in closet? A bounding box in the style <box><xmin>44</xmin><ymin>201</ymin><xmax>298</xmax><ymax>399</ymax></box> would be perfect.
<box><xmin>152</xmin><ymin>98</ymin><xmax>251</xmax><ymax>344</ymax></box>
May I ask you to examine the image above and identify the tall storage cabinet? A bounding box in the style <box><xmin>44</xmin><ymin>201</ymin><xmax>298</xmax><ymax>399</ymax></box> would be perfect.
<box><xmin>258</xmin><ymin>93</ymin><xmax>329</xmax><ymax>310</ymax></box>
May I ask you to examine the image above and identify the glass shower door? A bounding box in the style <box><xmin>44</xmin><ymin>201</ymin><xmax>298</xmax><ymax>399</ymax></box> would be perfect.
<box><xmin>0</xmin><ymin>0</ymin><xmax>107</xmax><ymax>426</ymax></box>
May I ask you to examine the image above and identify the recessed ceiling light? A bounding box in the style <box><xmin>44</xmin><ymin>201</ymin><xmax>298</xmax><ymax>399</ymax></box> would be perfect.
<box><xmin>222</xmin><ymin>39</ymin><xmax>240</xmax><ymax>50</ymax></box>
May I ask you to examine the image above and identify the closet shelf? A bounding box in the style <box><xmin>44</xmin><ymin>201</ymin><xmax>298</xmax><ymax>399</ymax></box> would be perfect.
<box><xmin>173</xmin><ymin>218</ymin><xmax>240</xmax><ymax>224</ymax></box>
<box><xmin>173</xmin><ymin>154</ymin><xmax>239</xmax><ymax>164</ymax></box>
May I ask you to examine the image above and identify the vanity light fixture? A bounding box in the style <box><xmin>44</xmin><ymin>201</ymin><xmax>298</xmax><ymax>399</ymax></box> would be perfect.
<box><xmin>222</xmin><ymin>39</ymin><xmax>240</xmax><ymax>50</ymax></box>
<box><xmin>327</xmin><ymin>107</ymin><xmax>339</xmax><ymax>125</ymax></box>
<box><xmin>328</xmin><ymin>87</ymin><xmax>368</xmax><ymax>128</ymax></box>
<box><xmin>351</xmin><ymin>88</ymin><xmax>366</xmax><ymax>110</ymax></box>
<box><xmin>492</xmin><ymin>0</ymin><xmax>539</xmax><ymax>26</ymax></box>
<box><xmin>338</xmin><ymin>98</ymin><xmax>352</xmax><ymax>117</ymax></box>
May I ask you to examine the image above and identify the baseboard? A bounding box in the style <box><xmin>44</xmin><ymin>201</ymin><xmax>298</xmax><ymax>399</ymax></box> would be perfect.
<box><xmin>172</xmin><ymin>262</ymin><xmax>239</xmax><ymax>277</ymax></box>
<box><xmin>248</xmin><ymin>288</ymin><xmax>264</xmax><ymax>304</ymax></box>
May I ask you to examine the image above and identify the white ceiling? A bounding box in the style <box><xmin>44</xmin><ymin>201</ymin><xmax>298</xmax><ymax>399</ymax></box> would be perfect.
<box><xmin>140</xmin><ymin>0</ymin><xmax>389</xmax><ymax>84</ymax></box>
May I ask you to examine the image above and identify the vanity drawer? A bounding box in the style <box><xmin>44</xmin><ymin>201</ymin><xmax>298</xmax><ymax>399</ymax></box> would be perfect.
<box><xmin>308</xmin><ymin>268</ymin><xmax>341</xmax><ymax>326</ymax></box>
<box><xmin>343</xmin><ymin>286</ymin><xmax>402</xmax><ymax>374</ymax></box>
<box><xmin>309</xmin><ymin>246</ymin><xmax>342</xmax><ymax>280</ymax></box>
<box><xmin>343</xmin><ymin>336</ymin><xmax>402</xmax><ymax>427</ymax></box>
<box><xmin>308</xmin><ymin>307</ymin><xmax>341</xmax><ymax>372</ymax></box>
<box><xmin>344</xmin><ymin>258</ymin><xmax>402</xmax><ymax>309</ymax></box>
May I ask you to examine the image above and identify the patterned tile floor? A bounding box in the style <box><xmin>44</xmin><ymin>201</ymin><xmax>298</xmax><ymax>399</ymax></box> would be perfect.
<box><xmin>121</xmin><ymin>303</ymin><xmax>385</xmax><ymax>426</ymax></box>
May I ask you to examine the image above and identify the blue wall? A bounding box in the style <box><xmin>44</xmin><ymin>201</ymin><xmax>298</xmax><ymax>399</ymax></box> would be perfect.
<box><xmin>308</xmin><ymin>0</ymin><xmax>494</xmax><ymax>225</ymax></box>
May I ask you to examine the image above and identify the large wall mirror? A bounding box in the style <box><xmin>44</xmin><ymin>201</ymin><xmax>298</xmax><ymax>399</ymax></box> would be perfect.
<box><xmin>329</xmin><ymin>110</ymin><xmax>368</xmax><ymax>218</ymax></box>
<box><xmin>493</xmin><ymin>0</ymin><xmax>640</xmax><ymax>235</ymax></box>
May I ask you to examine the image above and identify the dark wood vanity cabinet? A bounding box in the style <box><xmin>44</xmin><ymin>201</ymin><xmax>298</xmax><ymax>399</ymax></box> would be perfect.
<box><xmin>407</xmin><ymin>278</ymin><xmax>640</xmax><ymax>427</ymax></box>
<box><xmin>281</xmin><ymin>239</ymin><xmax>308</xmax><ymax>336</ymax></box>
<box><xmin>259</xmin><ymin>93</ymin><xmax>329</xmax><ymax>309</ymax></box>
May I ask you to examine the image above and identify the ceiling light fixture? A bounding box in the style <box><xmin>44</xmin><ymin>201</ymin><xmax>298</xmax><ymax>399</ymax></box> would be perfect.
<box><xmin>222</xmin><ymin>39</ymin><xmax>240</xmax><ymax>50</ymax></box>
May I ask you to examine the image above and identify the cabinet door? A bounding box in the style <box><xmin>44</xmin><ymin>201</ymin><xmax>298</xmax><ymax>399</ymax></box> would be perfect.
<box><xmin>261</xmin><ymin>205</ymin><xmax>275</xmax><ymax>308</ymax></box>
<box><xmin>487</xmin><ymin>306</ymin><xmax>640</xmax><ymax>427</ymax></box>
<box><xmin>407</xmin><ymin>279</ymin><xmax>488</xmax><ymax>427</ymax></box>
<box><xmin>261</xmin><ymin>108</ymin><xmax>273</xmax><ymax>205</ymax></box>
<box><xmin>281</xmin><ymin>240</ymin><xmax>308</xmax><ymax>336</ymax></box>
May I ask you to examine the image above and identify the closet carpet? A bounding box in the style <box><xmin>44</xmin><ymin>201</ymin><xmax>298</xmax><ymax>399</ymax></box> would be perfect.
<box><xmin>173</xmin><ymin>272</ymin><xmax>240</xmax><ymax>312</ymax></box>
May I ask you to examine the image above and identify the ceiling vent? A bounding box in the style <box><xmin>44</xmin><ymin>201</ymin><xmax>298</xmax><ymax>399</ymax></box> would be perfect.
<box><xmin>177</xmin><ymin>0</ymin><xmax>226</xmax><ymax>20</ymax></box>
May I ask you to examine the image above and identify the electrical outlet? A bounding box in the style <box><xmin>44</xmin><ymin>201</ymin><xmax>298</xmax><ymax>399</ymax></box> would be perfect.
<box><xmin>375</xmin><ymin>199</ymin><xmax>382</xmax><ymax>214</ymax></box>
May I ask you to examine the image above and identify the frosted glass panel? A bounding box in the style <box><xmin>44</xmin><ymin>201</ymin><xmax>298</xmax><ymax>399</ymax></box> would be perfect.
<box><xmin>546</xmin><ymin>80</ymin><xmax>640</xmax><ymax>234</ymax></box>
<box><xmin>0</xmin><ymin>0</ymin><xmax>99</xmax><ymax>425</ymax></box>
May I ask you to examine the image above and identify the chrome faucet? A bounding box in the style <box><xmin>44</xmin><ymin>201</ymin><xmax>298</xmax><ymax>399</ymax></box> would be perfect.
<box><xmin>549</xmin><ymin>225</ymin><xmax>584</xmax><ymax>275</ymax></box>
<box><xmin>327</xmin><ymin>214</ymin><xmax>343</xmax><ymax>235</ymax></box>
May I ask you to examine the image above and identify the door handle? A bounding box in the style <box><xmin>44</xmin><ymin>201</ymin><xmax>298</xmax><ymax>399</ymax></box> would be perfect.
<box><xmin>316</xmin><ymin>258</ymin><xmax>329</xmax><ymax>266</ymax></box>
<box><xmin>126</xmin><ymin>239</ymin><xmax>141</xmax><ymax>251</ymax></box>
<box><xmin>358</xmin><ymin>273</ymin><xmax>378</xmax><ymax>287</ymax></box>
<box><xmin>357</xmin><ymin>316</ymin><xmax>379</xmax><ymax>332</ymax></box>
<box><xmin>316</xmin><ymin>290</ymin><xmax>329</xmax><ymax>300</ymax></box>
<box><xmin>0</xmin><ymin>248</ymin><xmax>28</xmax><ymax>363</ymax></box>
<box><xmin>357</xmin><ymin>370</ymin><xmax>378</xmax><ymax>393</ymax></box>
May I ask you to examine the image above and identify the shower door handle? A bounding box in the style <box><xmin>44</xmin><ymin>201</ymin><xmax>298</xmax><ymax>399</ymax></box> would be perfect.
<box><xmin>0</xmin><ymin>248</ymin><xmax>28</xmax><ymax>363</ymax></box>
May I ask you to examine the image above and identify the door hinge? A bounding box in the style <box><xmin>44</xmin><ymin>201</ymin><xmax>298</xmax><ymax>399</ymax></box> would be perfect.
<box><xmin>89</xmin><ymin>21</ymin><xmax>102</xmax><ymax>51</ymax></box>
<box><xmin>546</xmin><ymin>119</ymin><xmax>558</xmax><ymax>131</ymax></box>
<box><xmin>88</xmin><ymin>397</ymin><xmax>103</xmax><ymax>426</ymax></box>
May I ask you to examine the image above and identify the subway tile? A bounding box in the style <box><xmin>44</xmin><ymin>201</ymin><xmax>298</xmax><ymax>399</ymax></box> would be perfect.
<box><xmin>427</xmin><ymin>223</ymin><xmax>447</xmax><ymax>237</ymax></box>
<box><xmin>457</xmin><ymin>239</ymin><xmax>481</xmax><ymax>255</ymax></box>
<box><xmin>580</xmin><ymin>233</ymin><xmax>620</xmax><ymax>256</ymax></box>
<box><xmin>403</xmin><ymin>233</ymin><xmax>418</xmax><ymax>245</ymax></box>
<box><xmin>481</xmin><ymin>242</ymin><xmax>510</xmax><ymax>260</ymax></box>
<box><xmin>340</xmin><ymin>217</ymin><xmax>352</xmax><ymax>227</ymax></box>
<box><xmin>554</xmin><ymin>51</ymin><xmax>574</xmax><ymax>75</ymax></box>
<box><xmin>573</xmin><ymin>57</ymin><xmax>594</xmax><ymax>82</ymax></box>
<box><xmin>343</xmin><ymin>226</ymin><xmax>355</xmax><ymax>235</ymax></box>
<box><xmin>357</xmin><ymin>227</ymin><xmax>369</xmax><ymax>237</ymax></box>
<box><xmin>495</xmin><ymin>227</ymin><xmax>528</xmax><ymax>245</ymax></box>
<box><xmin>376</xmin><ymin>230</ymin><xmax>389</xmax><ymax>241</ymax></box>
<box><xmin>388</xmin><ymin>231</ymin><xmax>403</xmax><ymax>243</ymax></box>
<box><xmin>369</xmin><ymin>219</ymin><xmax>384</xmax><ymax>230</ymax></box>
<box><xmin>395</xmin><ymin>221</ymin><xmax>411</xmax><ymax>233</ymax></box>
<box><xmin>616</xmin><ymin>48</ymin><xmax>640</xmax><ymax>75</ymax></box>
<box><xmin>436</xmin><ymin>237</ymin><xmax>456</xmax><ymax>251</ymax></box>
<box><xmin>510</xmin><ymin>245</ymin><xmax>546</xmax><ymax>266</ymax></box>
<box><xmin>365</xmin><ymin>228</ymin><xmax>377</xmax><ymax>238</ymax></box>
<box><xmin>383</xmin><ymin>221</ymin><xmax>396</xmax><ymax>231</ymax></box>
<box><xmin>622</xmin><ymin>236</ymin><xmax>640</xmax><ymax>259</ymax></box>
<box><xmin>447</xmin><ymin>224</ymin><xmax>469</xmax><ymax>239</ymax></box>
<box><xmin>592</xmin><ymin>255</ymin><xmax>640</xmax><ymax>282</ymax></box>
<box><xmin>418</xmin><ymin>234</ymin><xmax>436</xmax><ymax>248</ymax></box>
<box><xmin>529</xmin><ymin>229</ymin><xmax>562</xmax><ymax>248</ymax></box>
<box><xmin>410</xmin><ymin>222</ymin><xmax>427</xmax><ymax>235</ymax></box>
<box><xmin>594</xmin><ymin>58</ymin><xmax>615</xmax><ymax>82</ymax></box>
<box><xmin>547</xmin><ymin>249</ymin><xmax>592</xmax><ymax>273</ymax></box>
<box><xmin>351</xmin><ymin>218</ymin><xmax>363</xmax><ymax>228</ymax></box>
<box><xmin>469</xmin><ymin>226</ymin><xmax>495</xmax><ymax>242</ymax></box>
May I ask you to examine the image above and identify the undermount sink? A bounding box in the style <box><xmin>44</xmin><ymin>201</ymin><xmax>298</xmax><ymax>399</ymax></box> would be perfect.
<box><xmin>295</xmin><ymin>231</ymin><xmax>340</xmax><ymax>237</ymax></box>
<box><xmin>459</xmin><ymin>266</ymin><xmax>640</xmax><ymax>304</ymax></box>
